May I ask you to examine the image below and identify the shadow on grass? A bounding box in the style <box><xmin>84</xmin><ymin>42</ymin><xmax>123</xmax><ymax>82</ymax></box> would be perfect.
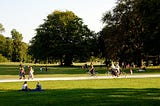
<box><xmin>0</xmin><ymin>88</ymin><xmax>160</xmax><ymax>106</ymax></box>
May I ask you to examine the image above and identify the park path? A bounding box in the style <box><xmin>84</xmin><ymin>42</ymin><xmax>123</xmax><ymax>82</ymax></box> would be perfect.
<box><xmin>0</xmin><ymin>74</ymin><xmax>160</xmax><ymax>83</ymax></box>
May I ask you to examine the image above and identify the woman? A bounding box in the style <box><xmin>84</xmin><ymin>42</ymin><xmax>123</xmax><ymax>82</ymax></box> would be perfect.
<box><xmin>28</xmin><ymin>66</ymin><xmax>34</xmax><ymax>80</ymax></box>
<box><xmin>22</xmin><ymin>81</ymin><xmax>30</xmax><ymax>91</ymax></box>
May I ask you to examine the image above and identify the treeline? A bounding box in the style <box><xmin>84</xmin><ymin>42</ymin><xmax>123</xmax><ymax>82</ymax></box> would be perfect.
<box><xmin>0</xmin><ymin>27</ymin><xmax>30</xmax><ymax>62</ymax></box>
<box><xmin>0</xmin><ymin>0</ymin><xmax>160</xmax><ymax>66</ymax></box>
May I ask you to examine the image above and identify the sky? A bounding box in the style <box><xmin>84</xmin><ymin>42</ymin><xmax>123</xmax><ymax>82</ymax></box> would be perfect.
<box><xmin>0</xmin><ymin>0</ymin><xmax>116</xmax><ymax>43</ymax></box>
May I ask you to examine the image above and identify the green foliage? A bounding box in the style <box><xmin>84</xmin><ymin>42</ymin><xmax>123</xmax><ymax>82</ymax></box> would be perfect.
<box><xmin>11</xmin><ymin>29</ymin><xmax>23</xmax><ymax>41</ymax></box>
<box><xmin>0</xmin><ymin>34</ymin><xmax>6</xmax><ymax>55</ymax></box>
<box><xmin>0</xmin><ymin>54</ymin><xmax>9</xmax><ymax>62</ymax></box>
<box><xmin>11</xmin><ymin>29</ymin><xmax>28</xmax><ymax>62</ymax></box>
<box><xmin>100</xmin><ymin>0</ymin><xmax>160</xmax><ymax>66</ymax></box>
<box><xmin>29</xmin><ymin>10</ymin><xmax>96</xmax><ymax>66</ymax></box>
<box><xmin>3</xmin><ymin>37</ymin><xmax>13</xmax><ymax>60</ymax></box>
<box><xmin>139</xmin><ymin>0</ymin><xmax>160</xmax><ymax>56</ymax></box>
<box><xmin>0</xmin><ymin>23</ymin><xmax>30</xmax><ymax>62</ymax></box>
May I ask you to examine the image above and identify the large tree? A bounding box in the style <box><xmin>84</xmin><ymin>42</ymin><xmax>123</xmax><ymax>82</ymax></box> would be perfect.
<box><xmin>140</xmin><ymin>0</ymin><xmax>160</xmax><ymax>65</ymax></box>
<box><xmin>0</xmin><ymin>23</ymin><xmax>8</xmax><ymax>62</ymax></box>
<box><xmin>29</xmin><ymin>10</ymin><xmax>95</xmax><ymax>66</ymax></box>
<box><xmin>11</xmin><ymin>29</ymin><xmax>28</xmax><ymax>62</ymax></box>
<box><xmin>100</xmin><ymin>0</ymin><xmax>160</xmax><ymax>66</ymax></box>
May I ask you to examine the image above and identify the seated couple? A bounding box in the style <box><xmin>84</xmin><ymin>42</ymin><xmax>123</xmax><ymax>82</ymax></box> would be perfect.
<box><xmin>21</xmin><ymin>81</ymin><xmax>44</xmax><ymax>91</ymax></box>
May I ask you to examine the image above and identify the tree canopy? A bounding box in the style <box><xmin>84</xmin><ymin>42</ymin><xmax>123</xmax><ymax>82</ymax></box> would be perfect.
<box><xmin>0</xmin><ymin>23</ymin><xmax>29</xmax><ymax>62</ymax></box>
<box><xmin>29</xmin><ymin>10</ymin><xmax>96</xmax><ymax>66</ymax></box>
<box><xmin>11</xmin><ymin>29</ymin><xmax>28</xmax><ymax>62</ymax></box>
<box><xmin>99</xmin><ymin>0</ymin><xmax>160</xmax><ymax>66</ymax></box>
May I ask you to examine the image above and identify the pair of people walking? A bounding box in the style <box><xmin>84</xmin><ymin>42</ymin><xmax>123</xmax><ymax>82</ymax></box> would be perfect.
<box><xmin>19</xmin><ymin>65</ymin><xmax>34</xmax><ymax>80</ymax></box>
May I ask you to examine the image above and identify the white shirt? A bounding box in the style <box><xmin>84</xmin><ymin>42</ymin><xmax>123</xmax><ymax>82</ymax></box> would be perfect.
<box><xmin>22</xmin><ymin>84</ymin><xmax>27</xmax><ymax>90</ymax></box>
<box><xmin>111</xmin><ymin>64</ymin><xmax>115</xmax><ymax>69</ymax></box>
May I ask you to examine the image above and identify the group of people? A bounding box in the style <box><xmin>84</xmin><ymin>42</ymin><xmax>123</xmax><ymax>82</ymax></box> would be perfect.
<box><xmin>110</xmin><ymin>63</ymin><xmax>121</xmax><ymax>77</ymax></box>
<box><xmin>19</xmin><ymin>65</ymin><xmax>34</xmax><ymax>80</ymax></box>
<box><xmin>84</xmin><ymin>62</ymin><xmax>124</xmax><ymax>77</ymax></box>
<box><xmin>21</xmin><ymin>81</ymin><xmax>43</xmax><ymax>91</ymax></box>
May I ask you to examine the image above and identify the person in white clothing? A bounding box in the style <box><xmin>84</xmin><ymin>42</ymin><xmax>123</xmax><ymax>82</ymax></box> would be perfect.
<box><xmin>28</xmin><ymin>66</ymin><xmax>34</xmax><ymax>80</ymax></box>
<box><xmin>111</xmin><ymin>63</ymin><xmax>116</xmax><ymax>69</ymax></box>
<box><xmin>22</xmin><ymin>81</ymin><xmax>30</xmax><ymax>91</ymax></box>
<box><xmin>111</xmin><ymin>62</ymin><xmax>120</xmax><ymax>77</ymax></box>
<box><xmin>115</xmin><ymin>63</ymin><xmax>120</xmax><ymax>72</ymax></box>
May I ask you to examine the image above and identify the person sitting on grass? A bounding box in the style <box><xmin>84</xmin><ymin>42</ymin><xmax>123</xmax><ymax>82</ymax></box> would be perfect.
<box><xmin>32</xmin><ymin>81</ymin><xmax>44</xmax><ymax>91</ymax></box>
<box><xmin>22</xmin><ymin>81</ymin><xmax>30</xmax><ymax>91</ymax></box>
<box><xmin>35</xmin><ymin>81</ymin><xmax>42</xmax><ymax>91</ymax></box>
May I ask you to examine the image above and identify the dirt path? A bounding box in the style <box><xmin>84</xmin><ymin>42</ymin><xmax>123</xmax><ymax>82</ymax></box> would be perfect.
<box><xmin>0</xmin><ymin>74</ymin><xmax>160</xmax><ymax>83</ymax></box>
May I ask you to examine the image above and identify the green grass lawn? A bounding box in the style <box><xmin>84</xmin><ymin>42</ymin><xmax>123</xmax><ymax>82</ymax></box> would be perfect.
<box><xmin>0</xmin><ymin>63</ymin><xmax>160</xmax><ymax>79</ymax></box>
<box><xmin>0</xmin><ymin>63</ymin><xmax>160</xmax><ymax>106</ymax></box>
<box><xmin>0</xmin><ymin>78</ymin><xmax>160</xmax><ymax>106</ymax></box>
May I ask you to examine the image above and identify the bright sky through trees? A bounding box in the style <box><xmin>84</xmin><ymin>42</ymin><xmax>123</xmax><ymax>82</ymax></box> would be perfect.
<box><xmin>0</xmin><ymin>0</ymin><xmax>116</xmax><ymax>43</ymax></box>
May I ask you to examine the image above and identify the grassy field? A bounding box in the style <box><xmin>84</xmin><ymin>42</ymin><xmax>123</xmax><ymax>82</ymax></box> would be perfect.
<box><xmin>0</xmin><ymin>63</ymin><xmax>160</xmax><ymax>106</ymax></box>
<box><xmin>0</xmin><ymin>63</ymin><xmax>160</xmax><ymax>79</ymax></box>
<box><xmin>0</xmin><ymin>78</ymin><xmax>160</xmax><ymax>106</ymax></box>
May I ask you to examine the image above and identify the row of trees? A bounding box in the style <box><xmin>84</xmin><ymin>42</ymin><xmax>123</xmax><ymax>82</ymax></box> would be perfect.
<box><xmin>0</xmin><ymin>11</ymin><xmax>99</xmax><ymax>65</ymax></box>
<box><xmin>0</xmin><ymin>0</ymin><xmax>159</xmax><ymax>66</ymax></box>
<box><xmin>0</xmin><ymin>24</ymin><xmax>29</xmax><ymax>62</ymax></box>
<box><xmin>99</xmin><ymin>0</ymin><xmax>160</xmax><ymax>66</ymax></box>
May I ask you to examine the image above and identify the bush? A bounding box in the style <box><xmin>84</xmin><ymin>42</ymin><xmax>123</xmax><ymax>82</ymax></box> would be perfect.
<box><xmin>0</xmin><ymin>54</ymin><xmax>9</xmax><ymax>62</ymax></box>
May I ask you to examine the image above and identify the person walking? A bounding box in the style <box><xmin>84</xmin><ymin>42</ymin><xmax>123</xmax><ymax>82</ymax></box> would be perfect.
<box><xmin>89</xmin><ymin>62</ymin><xmax>95</xmax><ymax>76</ymax></box>
<box><xmin>28</xmin><ymin>66</ymin><xmax>34</xmax><ymax>80</ymax></box>
<box><xmin>19</xmin><ymin>66</ymin><xmax>25</xmax><ymax>79</ymax></box>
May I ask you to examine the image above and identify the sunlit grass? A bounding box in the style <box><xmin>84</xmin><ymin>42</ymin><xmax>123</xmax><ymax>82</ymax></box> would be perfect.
<box><xmin>0</xmin><ymin>78</ymin><xmax>160</xmax><ymax>106</ymax></box>
<box><xmin>0</xmin><ymin>78</ymin><xmax>160</xmax><ymax>90</ymax></box>
<box><xmin>0</xmin><ymin>63</ymin><xmax>160</xmax><ymax>106</ymax></box>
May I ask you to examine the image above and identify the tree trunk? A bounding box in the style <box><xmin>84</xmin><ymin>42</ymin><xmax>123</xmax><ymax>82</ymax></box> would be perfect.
<box><xmin>64</xmin><ymin>54</ymin><xmax>73</xmax><ymax>66</ymax></box>
<box><xmin>60</xmin><ymin>58</ymin><xmax>63</xmax><ymax>66</ymax></box>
